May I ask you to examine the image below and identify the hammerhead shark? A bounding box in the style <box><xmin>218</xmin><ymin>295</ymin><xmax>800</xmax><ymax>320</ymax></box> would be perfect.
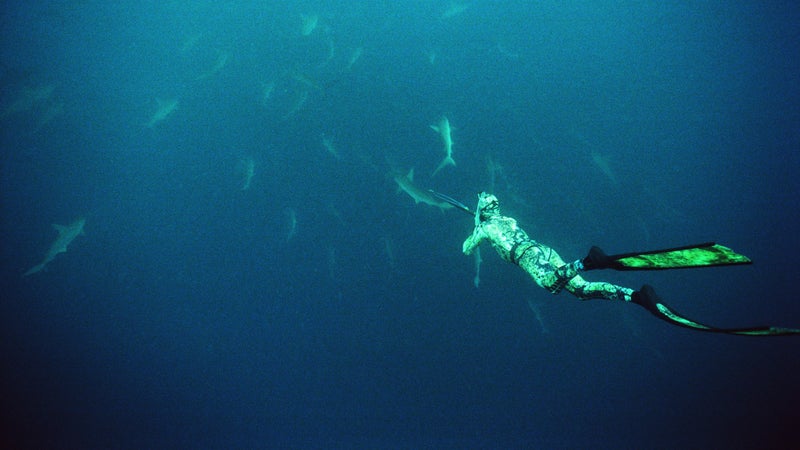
<box><xmin>430</xmin><ymin>116</ymin><xmax>456</xmax><ymax>176</ymax></box>
<box><xmin>24</xmin><ymin>218</ymin><xmax>86</xmax><ymax>276</ymax></box>
<box><xmin>393</xmin><ymin>169</ymin><xmax>453</xmax><ymax>211</ymax></box>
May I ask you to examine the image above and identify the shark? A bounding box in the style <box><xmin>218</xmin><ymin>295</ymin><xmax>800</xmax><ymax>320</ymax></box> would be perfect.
<box><xmin>285</xmin><ymin>208</ymin><xmax>297</xmax><ymax>241</ymax></box>
<box><xmin>322</xmin><ymin>134</ymin><xmax>340</xmax><ymax>159</ymax></box>
<box><xmin>238</xmin><ymin>157</ymin><xmax>255</xmax><ymax>190</ymax></box>
<box><xmin>430</xmin><ymin>116</ymin><xmax>456</xmax><ymax>176</ymax></box>
<box><xmin>425</xmin><ymin>48</ymin><xmax>437</xmax><ymax>65</ymax></box>
<box><xmin>283</xmin><ymin>90</ymin><xmax>309</xmax><ymax>120</ymax></box>
<box><xmin>442</xmin><ymin>2</ymin><xmax>470</xmax><ymax>19</ymax></box>
<box><xmin>590</xmin><ymin>149</ymin><xmax>619</xmax><ymax>186</ymax></box>
<box><xmin>289</xmin><ymin>70</ymin><xmax>322</xmax><ymax>91</ymax></box>
<box><xmin>24</xmin><ymin>218</ymin><xmax>86</xmax><ymax>276</ymax></box>
<box><xmin>393</xmin><ymin>169</ymin><xmax>453</xmax><ymax>211</ymax></box>
<box><xmin>145</xmin><ymin>98</ymin><xmax>178</xmax><ymax>128</ymax></box>
<box><xmin>345</xmin><ymin>47</ymin><xmax>363</xmax><ymax>71</ymax></box>
<box><xmin>261</xmin><ymin>81</ymin><xmax>276</xmax><ymax>103</ymax></box>
<box><xmin>195</xmin><ymin>50</ymin><xmax>229</xmax><ymax>80</ymax></box>
<box><xmin>527</xmin><ymin>299</ymin><xmax>549</xmax><ymax>334</ymax></box>
<box><xmin>300</xmin><ymin>13</ymin><xmax>319</xmax><ymax>36</ymax></box>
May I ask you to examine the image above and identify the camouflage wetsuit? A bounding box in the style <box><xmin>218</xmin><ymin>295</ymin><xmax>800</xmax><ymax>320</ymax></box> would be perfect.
<box><xmin>462</xmin><ymin>192</ymin><xmax>634</xmax><ymax>302</ymax></box>
<box><xmin>458</xmin><ymin>192</ymin><xmax>800</xmax><ymax>336</ymax></box>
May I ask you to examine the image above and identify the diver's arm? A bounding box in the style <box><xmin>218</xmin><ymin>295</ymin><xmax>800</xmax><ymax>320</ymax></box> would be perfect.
<box><xmin>463</xmin><ymin>197</ymin><xmax>486</xmax><ymax>255</ymax></box>
<box><xmin>463</xmin><ymin>225</ymin><xmax>486</xmax><ymax>255</ymax></box>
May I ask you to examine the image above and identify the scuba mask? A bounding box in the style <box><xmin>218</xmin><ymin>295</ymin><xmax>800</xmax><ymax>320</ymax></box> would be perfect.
<box><xmin>477</xmin><ymin>192</ymin><xmax>501</xmax><ymax>219</ymax></box>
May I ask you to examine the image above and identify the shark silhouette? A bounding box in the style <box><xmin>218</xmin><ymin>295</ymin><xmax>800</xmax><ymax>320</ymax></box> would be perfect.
<box><xmin>442</xmin><ymin>2</ymin><xmax>470</xmax><ymax>19</ymax></box>
<box><xmin>145</xmin><ymin>98</ymin><xmax>178</xmax><ymax>128</ymax></box>
<box><xmin>24</xmin><ymin>218</ymin><xmax>85</xmax><ymax>276</ymax></box>
<box><xmin>590</xmin><ymin>149</ymin><xmax>619</xmax><ymax>186</ymax></box>
<box><xmin>300</xmin><ymin>13</ymin><xmax>319</xmax><ymax>36</ymax></box>
<box><xmin>195</xmin><ymin>51</ymin><xmax>229</xmax><ymax>81</ymax></box>
<box><xmin>393</xmin><ymin>169</ymin><xmax>453</xmax><ymax>211</ymax></box>
<box><xmin>430</xmin><ymin>116</ymin><xmax>456</xmax><ymax>176</ymax></box>
<box><xmin>238</xmin><ymin>157</ymin><xmax>255</xmax><ymax>190</ymax></box>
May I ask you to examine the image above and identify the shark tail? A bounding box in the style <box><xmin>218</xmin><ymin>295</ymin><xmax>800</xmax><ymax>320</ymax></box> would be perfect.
<box><xmin>432</xmin><ymin>156</ymin><xmax>456</xmax><ymax>177</ymax></box>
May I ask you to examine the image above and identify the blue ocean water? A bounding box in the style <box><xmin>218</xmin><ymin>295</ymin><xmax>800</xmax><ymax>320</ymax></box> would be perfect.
<box><xmin>2</xmin><ymin>1</ymin><xmax>799</xmax><ymax>448</ymax></box>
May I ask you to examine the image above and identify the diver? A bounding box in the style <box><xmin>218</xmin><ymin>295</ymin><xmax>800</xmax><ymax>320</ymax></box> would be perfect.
<box><xmin>446</xmin><ymin>191</ymin><xmax>799</xmax><ymax>336</ymax></box>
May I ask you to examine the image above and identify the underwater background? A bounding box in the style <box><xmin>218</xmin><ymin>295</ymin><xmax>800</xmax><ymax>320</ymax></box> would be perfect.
<box><xmin>2</xmin><ymin>1</ymin><xmax>798</xmax><ymax>448</ymax></box>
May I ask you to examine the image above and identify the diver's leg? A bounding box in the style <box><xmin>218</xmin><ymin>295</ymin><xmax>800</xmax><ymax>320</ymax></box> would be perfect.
<box><xmin>554</xmin><ymin>260</ymin><xmax>582</xmax><ymax>283</ymax></box>
<box><xmin>519</xmin><ymin>245</ymin><xmax>574</xmax><ymax>293</ymax></box>
<box><xmin>565</xmin><ymin>274</ymin><xmax>634</xmax><ymax>301</ymax></box>
<box><xmin>518</xmin><ymin>244</ymin><xmax>627</xmax><ymax>298</ymax></box>
<box><xmin>549</xmin><ymin>260</ymin><xmax>583</xmax><ymax>294</ymax></box>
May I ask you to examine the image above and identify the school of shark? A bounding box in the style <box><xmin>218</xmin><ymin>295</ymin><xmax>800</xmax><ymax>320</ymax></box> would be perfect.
<box><xmin>6</xmin><ymin>1</ymin><xmax>798</xmax><ymax>338</ymax></box>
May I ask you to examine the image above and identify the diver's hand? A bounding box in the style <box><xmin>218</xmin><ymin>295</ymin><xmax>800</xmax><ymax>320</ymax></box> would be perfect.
<box><xmin>462</xmin><ymin>238</ymin><xmax>473</xmax><ymax>255</ymax></box>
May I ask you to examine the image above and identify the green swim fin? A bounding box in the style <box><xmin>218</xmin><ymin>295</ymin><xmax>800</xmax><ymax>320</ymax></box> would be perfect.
<box><xmin>633</xmin><ymin>285</ymin><xmax>800</xmax><ymax>336</ymax></box>
<box><xmin>584</xmin><ymin>242</ymin><xmax>752</xmax><ymax>271</ymax></box>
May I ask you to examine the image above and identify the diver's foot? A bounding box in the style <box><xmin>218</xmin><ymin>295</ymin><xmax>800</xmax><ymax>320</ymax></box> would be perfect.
<box><xmin>582</xmin><ymin>246</ymin><xmax>613</xmax><ymax>270</ymax></box>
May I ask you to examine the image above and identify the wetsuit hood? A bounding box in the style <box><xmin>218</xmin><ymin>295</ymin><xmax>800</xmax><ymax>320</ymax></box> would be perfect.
<box><xmin>478</xmin><ymin>192</ymin><xmax>501</xmax><ymax>219</ymax></box>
